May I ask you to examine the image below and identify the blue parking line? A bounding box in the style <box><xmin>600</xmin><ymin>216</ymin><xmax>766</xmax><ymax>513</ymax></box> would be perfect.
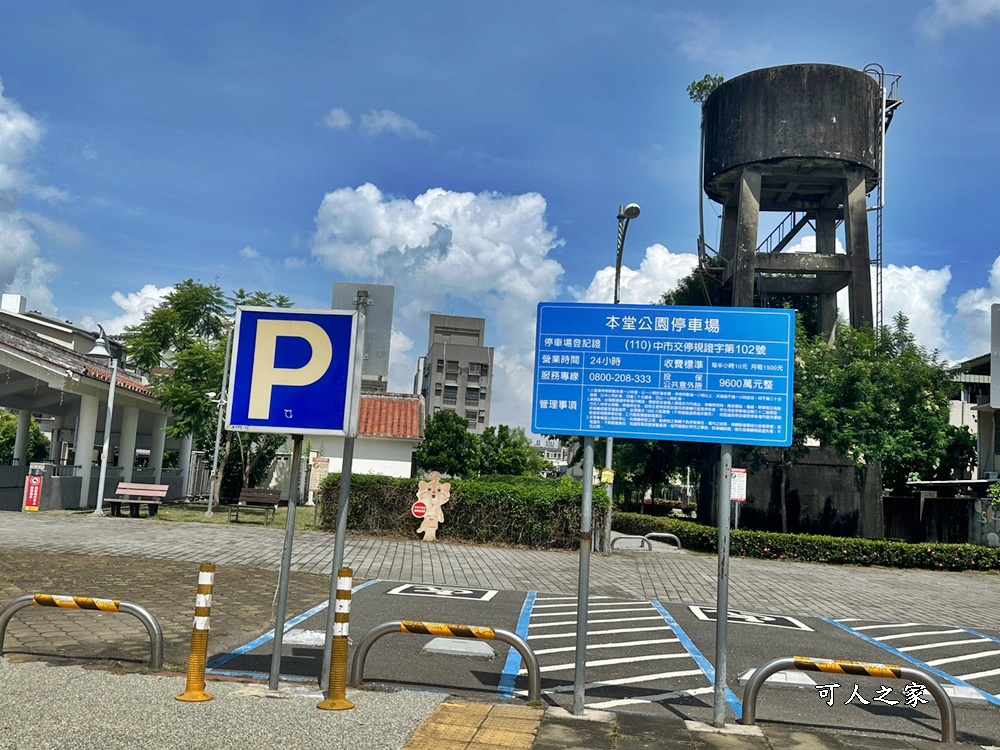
<box><xmin>207</xmin><ymin>579</ymin><xmax>381</xmax><ymax>672</ymax></box>
<box><xmin>822</xmin><ymin>617</ymin><xmax>1000</xmax><ymax>708</ymax></box>
<box><xmin>651</xmin><ymin>600</ymin><xmax>743</xmax><ymax>720</ymax></box>
<box><xmin>497</xmin><ymin>591</ymin><xmax>536</xmax><ymax>700</ymax></box>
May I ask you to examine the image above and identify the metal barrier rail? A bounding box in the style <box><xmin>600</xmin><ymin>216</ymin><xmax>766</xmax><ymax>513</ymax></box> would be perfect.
<box><xmin>741</xmin><ymin>656</ymin><xmax>956</xmax><ymax>744</ymax></box>
<box><xmin>610</xmin><ymin>535</ymin><xmax>652</xmax><ymax>551</ymax></box>
<box><xmin>0</xmin><ymin>594</ymin><xmax>164</xmax><ymax>671</ymax></box>
<box><xmin>644</xmin><ymin>532</ymin><xmax>682</xmax><ymax>550</ymax></box>
<box><xmin>350</xmin><ymin>620</ymin><xmax>541</xmax><ymax>701</ymax></box>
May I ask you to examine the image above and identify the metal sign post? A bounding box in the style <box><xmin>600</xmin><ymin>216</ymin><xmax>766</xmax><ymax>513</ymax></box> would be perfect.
<box><xmin>269</xmin><ymin>434</ymin><xmax>303</xmax><ymax>690</ymax></box>
<box><xmin>714</xmin><ymin>446</ymin><xmax>733</xmax><ymax>727</ymax></box>
<box><xmin>531</xmin><ymin>302</ymin><xmax>795</xmax><ymax>721</ymax></box>
<box><xmin>572</xmin><ymin>436</ymin><xmax>595</xmax><ymax>716</ymax></box>
<box><xmin>224</xmin><ymin>306</ymin><xmax>360</xmax><ymax>692</ymax></box>
<box><xmin>320</xmin><ymin>294</ymin><xmax>367</xmax><ymax>695</ymax></box>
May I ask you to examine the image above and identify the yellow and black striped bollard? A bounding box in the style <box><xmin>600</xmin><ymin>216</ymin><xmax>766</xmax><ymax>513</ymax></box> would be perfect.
<box><xmin>318</xmin><ymin>568</ymin><xmax>355</xmax><ymax>710</ymax></box>
<box><xmin>177</xmin><ymin>563</ymin><xmax>215</xmax><ymax>702</ymax></box>
<box><xmin>33</xmin><ymin>594</ymin><xmax>122</xmax><ymax>612</ymax></box>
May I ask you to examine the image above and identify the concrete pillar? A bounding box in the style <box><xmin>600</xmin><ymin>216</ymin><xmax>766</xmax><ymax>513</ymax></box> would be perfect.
<box><xmin>150</xmin><ymin>413</ymin><xmax>167</xmax><ymax>484</ymax></box>
<box><xmin>816</xmin><ymin>207</ymin><xmax>839</xmax><ymax>338</ymax></box>
<box><xmin>49</xmin><ymin>416</ymin><xmax>63</xmax><ymax>463</ymax></box>
<box><xmin>732</xmin><ymin>168</ymin><xmax>761</xmax><ymax>308</ymax></box>
<box><xmin>118</xmin><ymin>405</ymin><xmax>139</xmax><ymax>482</ymax></box>
<box><xmin>843</xmin><ymin>169</ymin><xmax>874</xmax><ymax>328</ymax></box>
<box><xmin>13</xmin><ymin>409</ymin><xmax>31</xmax><ymax>466</ymax></box>
<box><xmin>77</xmin><ymin>394</ymin><xmax>99</xmax><ymax>508</ymax></box>
<box><xmin>178</xmin><ymin>434</ymin><xmax>193</xmax><ymax>498</ymax></box>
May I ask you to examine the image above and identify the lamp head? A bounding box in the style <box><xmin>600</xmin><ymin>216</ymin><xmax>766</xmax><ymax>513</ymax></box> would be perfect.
<box><xmin>87</xmin><ymin>325</ymin><xmax>112</xmax><ymax>359</ymax></box>
<box><xmin>622</xmin><ymin>203</ymin><xmax>641</xmax><ymax>220</ymax></box>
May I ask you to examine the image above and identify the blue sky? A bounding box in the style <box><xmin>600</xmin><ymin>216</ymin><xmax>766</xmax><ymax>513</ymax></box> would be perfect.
<box><xmin>1</xmin><ymin>1</ymin><xmax>999</xmax><ymax>428</ymax></box>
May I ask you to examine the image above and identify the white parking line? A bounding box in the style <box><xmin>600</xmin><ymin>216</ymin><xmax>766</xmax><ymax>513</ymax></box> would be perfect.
<box><xmin>956</xmin><ymin>667</ymin><xmax>1000</xmax><ymax>681</ymax></box>
<box><xmin>898</xmin><ymin>638</ymin><xmax>990</xmax><ymax>653</ymax></box>
<box><xmin>531</xmin><ymin>606</ymin><xmax>654</xmax><ymax>618</ymax></box>
<box><xmin>926</xmin><ymin>649</ymin><xmax>1000</xmax><ymax>667</ymax></box>
<box><xmin>528</xmin><ymin>625</ymin><xmax>673</xmax><ymax>641</ymax></box>
<box><xmin>529</xmin><ymin>615</ymin><xmax>665</xmax><ymax>629</ymax></box>
<box><xmin>523</xmin><ymin>652</ymin><xmax>693</xmax><ymax>674</ymax></box>
<box><xmin>533</xmin><ymin>638</ymin><xmax>678</xmax><ymax>655</ymax></box>
<box><xmin>874</xmin><ymin>629</ymin><xmax>964</xmax><ymax>641</ymax></box>
<box><xmin>535</xmin><ymin>668</ymin><xmax>706</xmax><ymax>694</ymax></box>
<box><xmin>852</xmin><ymin>622</ymin><xmax>921</xmax><ymax>631</ymax></box>
<box><xmin>531</xmin><ymin>600</ymin><xmax>647</xmax><ymax>608</ymax></box>
<box><xmin>587</xmin><ymin>686</ymin><xmax>715</xmax><ymax>709</ymax></box>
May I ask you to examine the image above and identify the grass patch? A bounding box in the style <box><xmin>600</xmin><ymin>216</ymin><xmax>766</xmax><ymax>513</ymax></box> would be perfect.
<box><xmin>156</xmin><ymin>502</ymin><xmax>326</xmax><ymax>531</ymax></box>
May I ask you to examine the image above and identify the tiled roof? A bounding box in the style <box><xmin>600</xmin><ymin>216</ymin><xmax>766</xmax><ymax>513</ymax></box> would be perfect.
<box><xmin>83</xmin><ymin>363</ymin><xmax>154</xmax><ymax>397</ymax></box>
<box><xmin>0</xmin><ymin>320</ymin><xmax>155</xmax><ymax>399</ymax></box>
<box><xmin>359</xmin><ymin>393</ymin><xmax>423</xmax><ymax>440</ymax></box>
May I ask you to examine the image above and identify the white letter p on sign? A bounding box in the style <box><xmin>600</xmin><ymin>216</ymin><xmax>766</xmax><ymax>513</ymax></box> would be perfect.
<box><xmin>248</xmin><ymin>320</ymin><xmax>333</xmax><ymax>420</ymax></box>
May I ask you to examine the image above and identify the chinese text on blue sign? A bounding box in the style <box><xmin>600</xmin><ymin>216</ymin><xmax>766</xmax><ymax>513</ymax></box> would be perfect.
<box><xmin>531</xmin><ymin>303</ymin><xmax>795</xmax><ymax>447</ymax></box>
<box><xmin>226</xmin><ymin>307</ymin><xmax>359</xmax><ymax>436</ymax></box>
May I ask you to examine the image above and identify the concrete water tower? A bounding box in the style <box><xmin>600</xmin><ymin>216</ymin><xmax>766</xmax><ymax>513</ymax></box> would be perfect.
<box><xmin>701</xmin><ymin>63</ymin><xmax>901</xmax><ymax>335</ymax></box>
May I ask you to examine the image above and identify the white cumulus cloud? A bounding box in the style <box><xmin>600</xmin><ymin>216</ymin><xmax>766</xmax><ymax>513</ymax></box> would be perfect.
<box><xmin>881</xmin><ymin>263</ymin><xmax>952</xmax><ymax>355</ymax></box>
<box><xmin>322</xmin><ymin>107</ymin><xmax>353</xmax><ymax>130</ymax></box>
<box><xmin>571</xmin><ymin>244</ymin><xmax>698</xmax><ymax>305</ymax></box>
<box><xmin>0</xmin><ymin>82</ymin><xmax>64</xmax><ymax>315</ymax></box>
<box><xmin>80</xmin><ymin>284</ymin><xmax>174</xmax><ymax>335</ymax></box>
<box><xmin>311</xmin><ymin>183</ymin><xmax>564</xmax><ymax>426</ymax></box>
<box><xmin>359</xmin><ymin>110</ymin><xmax>434</xmax><ymax>141</ymax></box>
<box><xmin>239</xmin><ymin>245</ymin><xmax>262</xmax><ymax>260</ymax></box>
<box><xmin>952</xmin><ymin>254</ymin><xmax>1000</xmax><ymax>361</ymax></box>
<box><xmin>916</xmin><ymin>0</ymin><xmax>1000</xmax><ymax>37</ymax></box>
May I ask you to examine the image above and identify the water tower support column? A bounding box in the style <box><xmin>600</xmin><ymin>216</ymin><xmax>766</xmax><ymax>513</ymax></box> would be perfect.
<box><xmin>844</xmin><ymin>169</ymin><xmax>874</xmax><ymax>327</ymax></box>
<box><xmin>816</xmin><ymin>207</ymin><xmax>839</xmax><ymax>338</ymax></box>
<box><xmin>725</xmin><ymin>168</ymin><xmax>762</xmax><ymax>308</ymax></box>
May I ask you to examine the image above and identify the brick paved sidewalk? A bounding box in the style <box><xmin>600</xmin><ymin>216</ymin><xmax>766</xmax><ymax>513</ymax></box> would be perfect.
<box><xmin>2</xmin><ymin>511</ymin><xmax>1000</xmax><ymax>629</ymax></box>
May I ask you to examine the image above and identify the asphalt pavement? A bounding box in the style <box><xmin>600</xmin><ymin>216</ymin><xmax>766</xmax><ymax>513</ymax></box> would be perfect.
<box><xmin>1</xmin><ymin>510</ymin><xmax>999</xmax><ymax>749</ymax></box>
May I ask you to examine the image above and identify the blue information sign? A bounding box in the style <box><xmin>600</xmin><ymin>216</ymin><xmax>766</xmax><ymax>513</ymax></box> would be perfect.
<box><xmin>226</xmin><ymin>307</ymin><xmax>359</xmax><ymax>436</ymax></box>
<box><xmin>531</xmin><ymin>303</ymin><xmax>795</xmax><ymax>447</ymax></box>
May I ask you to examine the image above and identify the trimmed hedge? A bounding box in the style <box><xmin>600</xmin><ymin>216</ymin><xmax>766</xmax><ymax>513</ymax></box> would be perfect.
<box><xmin>318</xmin><ymin>474</ymin><xmax>607</xmax><ymax>549</ymax></box>
<box><xmin>613</xmin><ymin>512</ymin><xmax>1000</xmax><ymax>572</ymax></box>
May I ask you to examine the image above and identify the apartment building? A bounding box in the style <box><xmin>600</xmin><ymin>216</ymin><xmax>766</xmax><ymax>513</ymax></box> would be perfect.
<box><xmin>414</xmin><ymin>314</ymin><xmax>494</xmax><ymax>433</ymax></box>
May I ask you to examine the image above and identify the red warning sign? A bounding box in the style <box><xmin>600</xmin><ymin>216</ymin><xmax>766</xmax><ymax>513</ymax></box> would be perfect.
<box><xmin>411</xmin><ymin>501</ymin><xmax>427</xmax><ymax>519</ymax></box>
<box><xmin>23</xmin><ymin>474</ymin><xmax>43</xmax><ymax>512</ymax></box>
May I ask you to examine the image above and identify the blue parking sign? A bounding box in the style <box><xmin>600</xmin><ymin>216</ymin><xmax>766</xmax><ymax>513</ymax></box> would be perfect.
<box><xmin>531</xmin><ymin>303</ymin><xmax>795</xmax><ymax>447</ymax></box>
<box><xmin>226</xmin><ymin>307</ymin><xmax>360</xmax><ymax>436</ymax></box>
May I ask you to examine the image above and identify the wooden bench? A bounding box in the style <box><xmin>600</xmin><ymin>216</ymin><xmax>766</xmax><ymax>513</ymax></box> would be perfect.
<box><xmin>228</xmin><ymin>488</ymin><xmax>281</xmax><ymax>525</ymax></box>
<box><xmin>106</xmin><ymin>482</ymin><xmax>169</xmax><ymax>518</ymax></box>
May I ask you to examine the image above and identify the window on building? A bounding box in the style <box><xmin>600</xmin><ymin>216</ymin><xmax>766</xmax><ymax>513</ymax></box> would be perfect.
<box><xmin>465</xmin><ymin>410</ymin><xmax>478</xmax><ymax>429</ymax></box>
<box><xmin>478</xmin><ymin>410</ymin><xmax>486</xmax><ymax>424</ymax></box>
<box><xmin>465</xmin><ymin>388</ymin><xmax>479</xmax><ymax>406</ymax></box>
<box><xmin>434</xmin><ymin>384</ymin><xmax>442</xmax><ymax>396</ymax></box>
<box><xmin>436</xmin><ymin>359</ymin><xmax>444</xmax><ymax>373</ymax></box>
<box><xmin>480</xmin><ymin>388</ymin><xmax>488</xmax><ymax>400</ymax></box>
<box><xmin>443</xmin><ymin>385</ymin><xmax>458</xmax><ymax>405</ymax></box>
<box><xmin>445</xmin><ymin>360</ymin><xmax>460</xmax><ymax>382</ymax></box>
<box><xmin>467</xmin><ymin>362</ymin><xmax>481</xmax><ymax>383</ymax></box>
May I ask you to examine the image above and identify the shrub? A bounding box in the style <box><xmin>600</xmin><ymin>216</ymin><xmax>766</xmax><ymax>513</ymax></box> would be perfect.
<box><xmin>318</xmin><ymin>474</ymin><xmax>607</xmax><ymax>549</ymax></box>
<box><xmin>613</xmin><ymin>512</ymin><xmax>1000</xmax><ymax>572</ymax></box>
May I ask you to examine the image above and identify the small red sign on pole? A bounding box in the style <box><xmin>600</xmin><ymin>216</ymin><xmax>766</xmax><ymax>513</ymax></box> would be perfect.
<box><xmin>411</xmin><ymin>501</ymin><xmax>427</xmax><ymax>519</ymax></box>
<box><xmin>23</xmin><ymin>474</ymin><xmax>43</xmax><ymax>512</ymax></box>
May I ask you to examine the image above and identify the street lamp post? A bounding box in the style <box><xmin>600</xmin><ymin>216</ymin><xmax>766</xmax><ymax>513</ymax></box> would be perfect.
<box><xmin>604</xmin><ymin>203</ymin><xmax>640</xmax><ymax>547</ymax></box>
<box><xmin>206</xmin><ymin>324</ymin><xmax>234</xmax><ymax>518</ymax></box>
<box><xmin>88</xmin><ymin>326</ymin><xmax>117</xmax><ymax>516</ymax></box>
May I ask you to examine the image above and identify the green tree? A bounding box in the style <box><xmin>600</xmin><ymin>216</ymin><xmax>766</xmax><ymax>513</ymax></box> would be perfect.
<box><xmin>480</xmin><ymin>425</ymin><xmax>547</xmax><ymax>476</ymax></box>
<box><xmin>123</xmin><ymin>280</ymin><xmax>293</xmax><ymax>501</ymax></box>
<box><xmin>687</xmin><ymin>74</ymin><xmax>724</xmax><ymax>105</ymax></box>
<box><xmin>0</xmin><ymin>410</ymin><xmax>49</xmax><ymax>464</ymax></box>
<box><xmin>414</xmin><ymin>411</ymin><xmax>482</xmax><ymax>479</ymax></box>
<box><xmin>796</xmin><ymin>313</ymin><xmax>955</xmax><ymax>534</ymax></box>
